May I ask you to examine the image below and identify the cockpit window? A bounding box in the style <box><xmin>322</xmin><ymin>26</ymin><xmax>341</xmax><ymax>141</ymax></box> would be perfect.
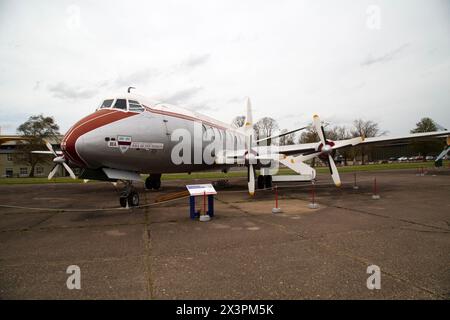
<box><xmin>100</xmin><ymin>99</ymin><xmax>114</xmax><ymax>109</ymax></box>
<box><xmin>128</xmin><ymin>100</ymin><xmax>144</xmax><ymax>112</ymax></box>
<box><xmin>113</xmin><ymin>99</ymin><xmax>127</xmax><ymax>110</ymax></box>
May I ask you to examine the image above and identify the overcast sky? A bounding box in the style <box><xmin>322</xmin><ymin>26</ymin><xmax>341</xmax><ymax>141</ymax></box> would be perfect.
<box><xmin>0</xmin><ymin>0</ymin><xmax>449</xmax><ymax>136</ymax></box>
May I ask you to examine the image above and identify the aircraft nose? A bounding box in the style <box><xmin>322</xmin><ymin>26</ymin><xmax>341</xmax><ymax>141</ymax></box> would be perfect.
<box><xmin>61</xmin><ymin>109</ymin><xmax>138</xmax><ymax>168</ymax></box>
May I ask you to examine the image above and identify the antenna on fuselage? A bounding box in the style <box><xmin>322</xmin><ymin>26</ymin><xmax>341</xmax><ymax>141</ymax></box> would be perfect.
<box><xmin>128</xmin><ymin>86</ymin><xmax>136</xmax><ymax>93</ymax></box>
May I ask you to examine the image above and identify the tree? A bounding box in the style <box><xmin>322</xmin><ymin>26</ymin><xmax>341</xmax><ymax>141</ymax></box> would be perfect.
<box><xmin>351</xmin><ymin>119</ymin><xmax>386</xmax><ymax>164</ymax></box>
<box><xmin>410</xmin><ymin>117</ymin><xmax>443</xmax><ymax>161</ymax></box>
<box><xmin>298</xmin><ymin>124</ymin><xmax>317</xmax><ymax>144</ymax></box>
<box><xmin>329</xmin><ymin>125</ymin><xmax>354</xmax><ymax>166</ymax></box>
<box><xmin>253</xmin><ymin>117</ymin><xmax>279</xmax><ymax>142</ymax></box>
<box><xmin>411</xmin><ymin>117</ymin><xmax>438</xmax><ymax>133</ymax></box>
<box><xmin>13</xmin><ymin>114</ymin><xmax>60</xmax><ymax>177</ymax></box>
<box><xmin>279</xmin><ymin>129</ymin><xmax>296</xmax><ymax>146</ymax></box>
<box><xmin>351</xmin><ymin>119</ymin><xmax>385</xmax><ymax>138</ymax></box>
<box><xmin>232</xmin><ymin>115</ymin><xmax>245</xmax><ymax>128</ymax></box>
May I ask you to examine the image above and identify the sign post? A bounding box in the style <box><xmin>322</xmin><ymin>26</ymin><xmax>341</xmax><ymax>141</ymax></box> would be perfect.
<box><xmin>186</xmin><ymin>184</ymin><xmax>217</xmax><ymax>220</ymax></box>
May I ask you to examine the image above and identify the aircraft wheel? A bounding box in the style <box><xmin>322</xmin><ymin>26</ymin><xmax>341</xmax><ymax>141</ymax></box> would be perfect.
<box><xmin>127</xmin><ymin>191</ymin><xmax>139</xmax><ymax>207</ymax></box>
<box><xmin>119</xmin><ymin>196</ymin><xmax>127</xmax><ymax>208</ymax></box>
<box><xmin>149</xmin><ymin>174</ymin><xmax>162</xmax><ymax>190</ymax></box>
<box><xmin>264</xmin><ymin>175</ymin><xmax>272</xmax><ymax>189</ymax></box>
<box><xmin>145</xmin><ymin>176</ymin><xmax>153</xmax><ymax>190</ymax></box>
<box><xmin>152</xmin><ymin>179</ymin><xmax>161</xmax><ymax>190</ymax></box>
<box><xmin>257</xmin><ymin>175</ymin><xmax>265</xmax><ymax>189</ymax></box>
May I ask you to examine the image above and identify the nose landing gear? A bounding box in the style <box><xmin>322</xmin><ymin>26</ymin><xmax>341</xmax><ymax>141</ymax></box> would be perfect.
<box><xmin>119</xmin><ymin>180</ymin><xmax>140</xmax><ymax>208</ymax></box>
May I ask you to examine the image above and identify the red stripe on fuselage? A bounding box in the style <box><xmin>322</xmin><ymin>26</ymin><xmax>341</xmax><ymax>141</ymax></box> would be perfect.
<box><xmin>63</xmin><ymin>110</ymin><xmax>137</xmax><ymax>167</ymax></box>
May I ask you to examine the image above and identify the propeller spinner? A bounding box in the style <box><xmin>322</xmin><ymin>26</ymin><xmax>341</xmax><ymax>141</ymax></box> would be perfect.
<box><xmin>44</xmin><ymin>140</ymin><xmax>76</xmax><ymax>180</ymax></box>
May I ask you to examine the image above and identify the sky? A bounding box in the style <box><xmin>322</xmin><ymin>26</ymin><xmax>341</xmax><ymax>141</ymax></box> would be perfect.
<box><xmin>0</xmin><ymin>0</ymin><xmax>449</xmax><ymax>136</ymax></box>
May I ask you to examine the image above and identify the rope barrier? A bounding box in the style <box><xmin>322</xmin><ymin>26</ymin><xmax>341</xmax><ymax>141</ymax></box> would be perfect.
<box><xmin>0</xmin><ymin>177</ymin><xmax>377</xmax><ymax>213</ymax></box>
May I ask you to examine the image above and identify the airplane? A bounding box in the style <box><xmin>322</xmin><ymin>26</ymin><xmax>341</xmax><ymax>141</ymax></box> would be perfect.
<box><xmin>33</xmin><ymin>88</ymin><xmax>449</xmax><ymax>208</ymax></box>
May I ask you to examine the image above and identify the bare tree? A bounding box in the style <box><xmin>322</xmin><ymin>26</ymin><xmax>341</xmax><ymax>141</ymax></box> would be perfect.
<box><xmin>253</xmin><ymin>117</ymin><xmax>279</xmax><ymax>141</ymax></box>
<box><xmin>330</xmin><ymin>125</ymin><xmax>353</xmax><ymax>165</ymax></box>
<box><xmin>298</xmin><ymin>123</ymin><xmax>317</xmax><ymax>143</ymax></box>
<box><xmin>351</xmin><ymin>119</ymin><xmax>386</xmax><ymax>164</ymax></box>
<box><xmin>232</xmin><ymin>115</ymin><xmax>245</xmax><ymax>128</ymax></box>
<box><xmin>279</xmin><ymin>129</ymin><xmax>296</xmax><ymax>145</ymax></box>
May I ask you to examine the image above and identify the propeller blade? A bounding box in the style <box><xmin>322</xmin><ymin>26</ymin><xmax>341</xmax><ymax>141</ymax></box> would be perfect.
<box><xmin>31</xmin><ymin>150</ymin><xmax>58</xmax><ymax>155</ymax></box>
<box><xmin>327</xmin><ymin>155</ymin><xmax>341</xmax><ymax>187</ymax></box>
<box><xmin>62</xmin><ymin>162</ymin><xmax>76</xmax><ymax>179</ymax></box>
<box><xmin>48</xmin><ymin>164</ymin><xmax>60</xmax><ymax>180</ymax></box>
<box><xmin>435</xmin><ymin>146</ymin><xmax>449</xmax><ymax>162</ymax></box>
<box><xmin>244</xmin><ymin>97</ymin><xmax>253</xmax><ymax>131</ymax></box>
<box><xmin>313</xmin><ymin>115</ymin><xmax>327</xmax><ymax>145</ymax></box>
<box><xmin>247</xmin><ymin>164</ymin><xmax>255</xmax><ymax>195</ymax></box>
<box><xmin>332</xmin><ymin>137</ymin><xmax>363</xmax><ymax>150</ymax></box>
<box><xmin>297</xmin><ymin>152</ymin><xmax>322</xmax><ymax>162</ymax></box>
<box><xmin>44</xmin><ymin>140</ymin><xmax>58</xmax><ymax>157</ymax></box>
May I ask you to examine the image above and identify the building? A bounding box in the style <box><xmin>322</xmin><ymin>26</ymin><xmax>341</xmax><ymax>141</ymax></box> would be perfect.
<box><xmin>0</xmin><ymin>135</ymin><xmax>64</xmax><ymax>178</ymax></box>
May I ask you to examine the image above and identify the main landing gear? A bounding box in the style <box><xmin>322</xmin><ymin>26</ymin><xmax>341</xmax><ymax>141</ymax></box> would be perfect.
<box><xmin>257</xmin><ymin>175</ymin><xmax>272</xmax><ymax>189</ymax></box>
<box><xmin>145</xmin><ymin>173</ymin><xmax>161</xmax><ymax>190</ymax></box>
<box><xmin>119</xmin><ymin>180</ymin><xmax>140</xmax><ymax>208</ymax></box>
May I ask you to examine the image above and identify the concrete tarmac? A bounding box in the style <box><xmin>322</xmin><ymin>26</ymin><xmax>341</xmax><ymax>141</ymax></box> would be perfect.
<box><xmin>0</xmin><ymin>168</ymin><xmax>449</xmax><ymax>299</ymax></box>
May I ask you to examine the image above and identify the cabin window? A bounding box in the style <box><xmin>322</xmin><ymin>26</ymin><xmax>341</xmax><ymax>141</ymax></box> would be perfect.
<box><xmin>100</xmin><ymin>99</ymin><xmax>114</xmax><ymax>109</ymax></box>
<box><xmin>128</xmin><ymin>100</ymin><xmax>144</xmax><ymax>112</ymax></box>
<box><xmin>113</xmin><ymin>99</ymin><xmax>127</xmax><ymax>110</ymax></box>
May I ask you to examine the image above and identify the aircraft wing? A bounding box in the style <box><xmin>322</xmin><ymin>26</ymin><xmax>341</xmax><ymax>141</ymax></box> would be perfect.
<box><xmin>357</xmin><ymin>130</ymin><xmax>448</xmax><ymax>146</ymax></box>
<box><xmin>256</xmin><ymin>131</ymin><xmax>448</xmax><ymax>156</ymax></box>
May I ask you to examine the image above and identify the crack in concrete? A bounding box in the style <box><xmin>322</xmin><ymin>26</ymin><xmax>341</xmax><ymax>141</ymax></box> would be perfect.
<box><xmin>142</xmin><ymin>192</ymin><xmax>153</xmax><ymax>300</ymax></box>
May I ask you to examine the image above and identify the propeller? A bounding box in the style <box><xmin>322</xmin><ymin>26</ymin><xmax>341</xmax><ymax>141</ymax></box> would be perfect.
<box><xmin>40</xmin><ymin>140</ymin><xmax>76</xmax><ymax>180</ymax></box>
<box><xmin>244</xmin><ymin>98</ymin><xmax>256</xmax><ymax>195</ymax></box>
<box><xmin>245</xmin><ymin>125</ymin><xmax>256</xmax><ymax>196</ymax></box>
<box><xmin>312</xmin><ymin>115</ymin><xmax>342</xmax><ymax>186</ymax></box>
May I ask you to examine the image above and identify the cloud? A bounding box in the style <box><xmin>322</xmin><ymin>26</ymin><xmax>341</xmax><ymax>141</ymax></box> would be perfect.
<box><xmin>114</xmin><ymin>68</ymin><xmax>159</xmax><ymax>88</ymax></box>
<box><xmin>164</xmin><ymin>87</ymin><xmax>203</xmax><ymax>105</ymax></box>
<box><xmin>180</xmin><ymin>54</ymin><xmax>210</xmax><ymax>69</ymax></box>
<box><xmin>188</xmin><ymin>102</ymin><xmax>218</xmax><ymax>112</ymax></box>
<box><xmin>47</xmin><ymin>82</ymin><xmax>97</xmax><ymax>100</ymax></box>
<box><xmin>112</xmin><ymin>54</ymin><xmax>210</xmax><ymax>89</ymax></box>
<box><xmin>226</xmin><ymin>97</ymin><xmax>246</xmax><ymax>104</ymax></box>
<box><xmin>361</xmin><ymin>43</ymin><xmax>409</xmax><ymax>66</ymax></box>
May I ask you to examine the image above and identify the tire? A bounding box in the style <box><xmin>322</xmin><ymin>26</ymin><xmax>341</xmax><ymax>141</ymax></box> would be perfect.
<box><xmin>149</xmin><ymin>174</ymin><xmax>162</xmax><ymax>190</ymax></box>
<box><xmin>257</xmin><ymin>175</ymin><xmax>265</xmax><ymax>189</ymax></box>
<box><xmin>127</xmin><ymin>191</ymin><xmax>139</xmax><ymax>207</ymax></box>
<box><xmin>119</xmin><ymin>196</ymin><xmax>127</xmax><ymax>208</ymax></box>
<box><xmin>264</xmin><ymin>175</ymin><xmax>272</xmax><ymax>189</ymax></box>
<box><xmin>145</xmin><ymin>177</ymin><xmax>153</xmax><ymax>190</ymax></box>
<box><xmin>152</xmin><ymin>179</ymin><xmax>161</xmax><ymax>190</ymax></box>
